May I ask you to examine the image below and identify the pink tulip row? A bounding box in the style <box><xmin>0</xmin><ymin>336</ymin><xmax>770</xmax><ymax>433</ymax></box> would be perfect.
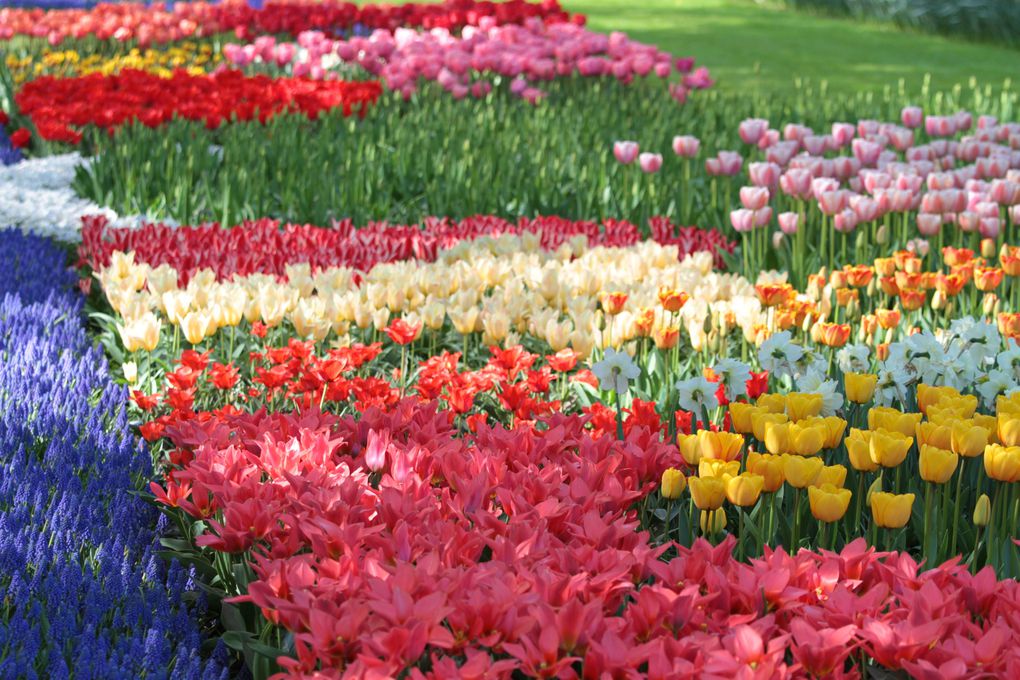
<box><xmin>222</xmin><ymin>17</ymin><xmax>711</xmax><ymax>102</ymax></box>
<box><xmin>615</xmin><ymin>108</ymin><xmax>1020</xmax><ymax>241</ymax></box>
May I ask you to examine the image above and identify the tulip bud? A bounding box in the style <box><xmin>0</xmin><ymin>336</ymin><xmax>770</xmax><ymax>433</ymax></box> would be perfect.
<box><xmin>974</xmin><ymin>494</ymin><xmax>991</xmax><ymax>527</ymax></box>
<box><xmin>660</xmin><ymin>468</ymin><xmax>687</xmax><ymax>499</ymax></box>
<box><xmin>876</xmin><ymin>223</ymin><xmax>889</xmax><ymax>244</ymax></box>
<box><xmin>983</xmin><ymin>293</ymin><xmax>999</xmax><ymax>317</ymax></box>
<box><xmin>123</xmin><ymin>361</ymin><xmax>138</xmax><ymax>384</ymax></box>
<box><xmin>699</xmin><ymin>509</ymin><xmax>727</xmax><ymax>534</ymax></box>
<box><xmin>866</xmin><ymin>475</ymin><xmax>883</xmax><ymax>505</ymax></box>
<box><xmin>931</xmin><ymin>290</ymin><xmax>946</xmax><ymax>311</ymax></box>
<box><xmin>982</xmin><ymin>238</ymin><xmax>997</xmax><ymax>259</ymax></box>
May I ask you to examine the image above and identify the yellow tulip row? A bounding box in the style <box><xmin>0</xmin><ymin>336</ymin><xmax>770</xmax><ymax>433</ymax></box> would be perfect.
<box><xmin>5</xmin><ymin>43</ymin><xmax>219</xmax><ymax>83</ymax></box>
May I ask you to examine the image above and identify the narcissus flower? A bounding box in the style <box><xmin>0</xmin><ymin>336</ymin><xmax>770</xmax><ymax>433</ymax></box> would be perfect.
<box><xmin>919</xmin><ymin>444</ymin><xmax>958</xmax><ymax>484</ymax></box>
<box><xmin>591</xmin><ymin>348</ymin><xmax>640</xmax><ymax>395</ymax></box>
<box><xmin>724</xmin><ymin>472</ymin><xmax>764</xmax><ymax>506</ymax></box>
<box><xmin>869</xmin><ymin>429</ymin><xmax>913</xmax><ymax>468</ymax></box>
<box><xmin>660</xmin><ymin>468</ymin><xmax>686</xmax><ymax>499</ymax></box>
<box><xmin>870</xmin><ymin>491</ymin><xmax>915</xmax><ymax>528</ymax></box>
<box><xmin>689</xmin><ymin>475</ymin><xmax>726</xmax><ymax>510</ymax></box>
<box><xmin>845</xmin><ymin>373</ymin><xmax>878</xmax><ymax>404</ymax></box>
<box><xmin>808</xmin><ymin>483</ymin><xmax>852</xmax><ymax>522</ymax></box>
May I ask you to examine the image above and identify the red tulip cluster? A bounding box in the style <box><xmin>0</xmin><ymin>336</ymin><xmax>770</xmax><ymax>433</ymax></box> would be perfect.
<box><xmin>79</xmin><ymin>214</ymin><xmax>735</xmax><ymax>283</ymax></box>
<box><xmin>152</xmin><ymin>390</ymin><xmax>1020</xmax><ymax>678</ymax></box>
<box><xmin>0</xmin><ymin>0</ymin><xmax>579</xmax><ymax>46</ymax></box>
<box><xmin>14</xmin><ymin>69</ymin><xmax>382</xmax><ymax>145</ymax></box>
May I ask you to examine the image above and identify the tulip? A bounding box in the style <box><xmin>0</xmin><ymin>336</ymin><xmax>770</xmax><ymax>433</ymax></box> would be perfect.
<box><xmin>738</xmin><ymin>118</ymin><xmax>769</xmax><ymax>145</ymax></box>
<box><xmin>782</xmin><ymin>454</ymin><xmax>823</xmax><ymax>488</ymax></box>
<box><xmin>698</xmin><ymin>430</ymin><xmax>744</xmax><ymax>462</ymax></box>
<box><xmin>613</xmin><ymin>140</ymin><xmax>639</xmax><ymax>164</ymax></box>
<box><xmin>724</xmin><ymin>472</ymin><xmax>764</xmax><ymax>507</ymax></box>
<box><xmin>788</xmin><ymin>421</ymin><xmax>827</xmax><ymax>456</ymax></box>
<box><xmin>639</xmin><ymin>152</ymin><xmax>663</xmax><ymax>174</ymax></box>
<box><xmin>817</xmin><ymin>464</ymin><xmax>848</xmax><ymax>488</ymax></box>
<box><xmin>820</xmin><ymin>417</ymin><xmax>848</xmax><ymax>449</ymax></box>
<box><xmin>677</xmin><ymin>433</ymin><xmax>701</xmax><ymax>466</ymax></box>
<box><xmin>997</xmin><ymin>415</ymin><xmax>1020</xmax><ymax>447</ymax></box>
<box><xmin>117</xmin><ymin>312</ymin><xmax>162</xmax><ymax>353</ymax></box>
<box><xmin>974</xmin><ymin>494</ymin><xmax>991</xmax><ymax>527</ymax></box>
<box><xmin>700</xmin><ymin>509</ymin><xmax>727</xmax><ymax>534</ymax></box>
<box><xmin>919</xmin><ymin>444</ymin><xmax>958</xmax><ymax>484</ymax></box>
<box><xmin>660</xmin><ymin>468</ymin><xmax>686</xmax><ymax>499</ymax></box>
<box><xmin>951</xmin><ymin>420</ymin><xmax>989</xmax><ymax>458</ymax></box>
<box><xmin>786</xmin><ymin>393</ymin><xmax>823</xmax><ymax>422</ymax></box>
<box><xmin>778</xmin><ymin>212</ymin><xmax>799</xmax><ymax>235</ymax></box>
<box><xmin>746</xmin><ymin>452</ymin><xmax>784</xmax><ymax>492</ymax></box>
<box><xmin>871</xmin><ymin>491</ymin><xmax>915</xmax><ymax>529</ymax></box>
<box><xmin>752</xmin><ymin>412</ymin><xmax>788</xmax><ymax>442</ymax></box>
<box><xmin>869</xmin><ymin>429</ymin><xmax>913</xmax><ymax>468</ymax></box>
<box><xmin>845</xmin><ymin>373</ymin><xmax>878</xmax><ymax>404</ymax></box>
<box><xmin>869</xmin><ymin>408</ymin><xmax>923</xmax><ymax>438</ymax></box>
<box><xmin>984</xmin><ymin>444</ymin><xmax>1020</xmax><ymax>482</ymax></box>
<box><xmin>729</xmin><ymin>402</ymin><xmax>758</xmax><ymax>435</ymax></box>
<box><xmin>915</xmin><ymin>422</ymin><xmax>953</xmax><ymax>451</ymax></box>
<box><xmin>122</xmin><ymin>361</ymin><xmax>138</xmax><ymax>384</ymax></box>
<box><xmin>689</xmin><ymin>475</ymin><xmax>726</xmax><ymax>510</ymax></box>
<box><xmin>846</xmin><ymin>429</ymin><xmax>880</xmax><ymax>472</ymax></box>
<box><xmin>700</xmin><ymin>460</ymin><xmax>740</xmax><ymax>480</ymax></box>
<box><xmin>671</xmin><ymin>135</ymin><xmax>700</xmax><ymax>158</ymax></box>
<box><xmin>901</xmin><ymin>106</ymin><xmax>923</xmax><ymax>128</ymax></box>
<box><xmin>757</xmin><ymin>393</ymin><xmax>787</xmax><ymax>414</ymax></box>
<box><xmin>809</xmin><ymin>483</ymin><xmax>852</xmax><ymax>522</ymax></box>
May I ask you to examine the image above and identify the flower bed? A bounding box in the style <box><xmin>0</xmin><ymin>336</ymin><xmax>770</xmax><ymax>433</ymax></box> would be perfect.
<box><xmin>13</xmin><ymin>68</ymin><xmax>382</xmax><ymax>144</ymax></box>
<box><xmin>0</xmin><ymin>230</ymin><xmax>228</xmax><ymax>678</ymax></box>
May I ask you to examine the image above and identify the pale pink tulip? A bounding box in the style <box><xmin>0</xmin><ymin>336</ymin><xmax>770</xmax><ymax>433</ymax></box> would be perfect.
<box><xmin>833</xmin><ymin>209</ymin><xmax>858</xmax><ymax>233</ymax></box>
<box><xmin>730</xmin><ymin>209</ymin><xmax>755</xmax><ymax>233</ymax></box>
<box><xmin>753</xmin><ymin>207</ymin><xmax>773</xmax><ymax>228</ymax></box>
<box><xmin>906</xmin><ymin>238</ymin><xmax>930</xmax><ymax>256</ymax></box>
<box><xmin>748</xmin><ymin>162</ymin><xmax>780</xmax><ymax>188</ymax></box>
<box><xmin>772</xmin><ymin>231</ymin><xmax>785</xmax><ymax>249</ymax></box>
<box><xmin>925</xmin><ymin>116</ymin><xmax>955</xmax><ymax>137</ymax></box>
<box><xmin>980</xmin><ymin>217</ymin><xmax>1001</xmax><ymax>238</ymax></box>
<box><xmin>780</xmin><ymin>170</ymin><xmax>813</xmax><ymax>199</ymax></box>
<box><xmin>916</xmin><ymin>213</ymin><xmax>942</xmax><ymax>236</ymax></box>
<box><xmin>672</xmin><ymin>135</ymin><xmax>700</xmax><ymax>158</ymax></box>
<box><xmin>738</xmin><ymin>118</ymin><xmax>769</xmax><ymax>145</ymax></box>
<box><xmin>851</xmin><ymin>139</ymin><xmax>882</xmax><ymax>166</ymax></box>
<box><xmin>958</xmin><ymin>212</ymin><xmax>981</xmax><ymax>232</ymax></box>
<box><xmin>613</xmin><ymin>141</ymin><xmax>639</xmax><ymax>165</ymax></box>
<box><xmin>739</xmin><ymin>186</ymin><xmax>771</xmax><ymax>210</ymax></box>
<box><xmin>831</xmin><ymin>122</ymin><xmax>855</xmax><ymax>147</ymax></box>
<box><xmin>901</xmin><ymin>106</ymin><xmax>923</xmax><ymax>128</ymax></box>
<box><xmin>639</xmin><ymin>152</ymin><xmax>663</xmax><ymax>173</ymax></box>
<box><xmin>778</xmin><ymin>212</ymin><xmax>799</xmax><ymax>234</ymax></box>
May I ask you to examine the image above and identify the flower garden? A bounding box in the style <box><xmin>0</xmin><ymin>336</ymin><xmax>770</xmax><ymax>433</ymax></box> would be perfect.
<box><xmin>3</xmin><ymin>0</ymin><xmax>1020</xmax><ymax>677</ymax></box>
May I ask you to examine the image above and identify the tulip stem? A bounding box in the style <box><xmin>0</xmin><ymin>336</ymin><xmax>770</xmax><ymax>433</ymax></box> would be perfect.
<box><xmin>950</xmin><ymin>459</ymin><xmax>965</xmax><ymax>557</ymax></box>
<box><xmin>738</xmin><ymin>510</ymin><xmax>745</xmax><ymax>561</ymax></box>
<box><xmin>791</xmin><ymin>488</ymin><xmax>801</xmax><ymax>554</ymax></box>
<box><xmin>923</xmin><ymin>481</ymin><xmax>934</xmax><ymax>568</ymax></box>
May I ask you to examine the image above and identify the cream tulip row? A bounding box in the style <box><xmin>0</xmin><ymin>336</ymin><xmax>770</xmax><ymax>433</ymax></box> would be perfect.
<box><xmin>97</xmin><ymin>233</ymin><xmax>767</xmax><ymax>355</ymax></box>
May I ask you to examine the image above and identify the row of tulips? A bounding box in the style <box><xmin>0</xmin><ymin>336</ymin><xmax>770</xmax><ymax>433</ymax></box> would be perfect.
<box><xmin>4</xmin><ymin>40</ymin><xmax>223</xmax><ymax>83</ymax></box>
<box><xmin>0</xmin><ymin>230</ymin><xmax>230</xmax><ymax>678</ymax></box>
<box><xmin>0</xmin><ymin>0</ymin><xmax>577</xmax><ymax>46</ymax></box>
<box><xmin>222</xmin><ymin>20</ymin><xmax>710</xmax><ymax>103</ymax></box>
<box><xmin>7</xmin><ymin>67</ymin><xmax>381</xmax><ymax>146</ymax></box>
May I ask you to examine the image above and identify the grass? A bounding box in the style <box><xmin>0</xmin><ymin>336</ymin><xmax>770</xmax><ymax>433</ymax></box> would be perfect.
<box><xmin>566</xmin><ymin>0</ymin><xmax>1016</xmax><ymax>95</ymax></box>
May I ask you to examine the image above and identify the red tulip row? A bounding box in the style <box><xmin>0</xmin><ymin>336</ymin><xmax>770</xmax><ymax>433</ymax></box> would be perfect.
<box><xmin>0</xmin><ymin>0</ymin><xmax>579</xmax><ymax>46</ymax></box>
<box><xmin>13</xmin><ymin>68</ymin><xmax>382</xmax><ymax>145</ymax></box>
<box><xmin>79</xmin><ymin>214</ymin><xmax>736</xmax><ymax>283</ymax></box>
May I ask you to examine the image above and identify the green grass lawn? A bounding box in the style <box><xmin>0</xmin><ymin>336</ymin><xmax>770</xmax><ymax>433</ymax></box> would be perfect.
<box><xmin>566</xmin><ymin>0</ymin><xmax>1016</xmax><ymax>95</ymax></box>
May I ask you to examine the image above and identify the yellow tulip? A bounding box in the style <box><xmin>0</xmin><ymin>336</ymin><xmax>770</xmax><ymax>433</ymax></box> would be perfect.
<box><xmin>917</xmin><ymin>384</ymin><xmax>960</xmax><ymax>414</ymax></box>
<box><xmin>677</xmin><ymin>433</ymin><xmax>701</xmax><ymax>466</ymax></box>
<box><xmin>820</xmin><ymin>416</ymin><xmax>848</xmax><ymax>449</ymax></box>
<box><xmin>984</xmin><ymin>444</ymin><xmax>1020</xmax><ymax>483</ymax></box>
<box><xmin>699</xmin><ymin>460</ymin><xmax>740</xmax><ymax>479</ymax></box>
<box><xmin>763</xmin><ymin>421</ymin><xmax>790</xmax><ymax>455</ymax></box>
<box><xmin>786</xmin><ymin>392</ymin><xmax>824</xmax><ymax>422</ymax></box>
<box><xmin>845</xmin><ymin>372</ymin><xmax>878</xmax><ymax>404</ymax></box>
<box><xmin>915</xmin><ymin>421</ymin><xmax>952</xmax><ymax>451</ymax></box>
<box><xmin>870</xmin><ymin>491</ymin><xmax>915</xmax><ymax>529</ymax></box>
<box><xmin>117</xmin><ymin>312</ymin><xmax>161</xmax><ymax>352</ymax></box>
<box><xmin>660</xmin><ymin>468</ymin><xmax>687</xmax><ymax>499</ymax></box>
<box><xmin>697</xmin><ymin>430</ymin><xmax>744</xmax><ymax>462</ymax></box>
<box><xmin>997</xmin><ymin>393</ymin><xmax>1020</xmax><ymax>417</ymax></box>
<box><xmin>752</xmin><ymin>412</ymin><xmax>788</xmax><ymax>443</ymax></box>
<box><xmin>724</xmin><ymin>472</ymin><xmax>764</xmax><ymax>507</ymax></box>
<box><xmin>935</xmin><ymin>394</ymin><xmax>977</xmax><ymax>419</ymax></box>
<box><xmin>868</xmin><ymin>407</ymin><xmax>923</xmax><ymax>438</ymax></box>
<box><xmin>846</xmin><ymin>428</ymin><xmax>880</xmax><ymax>472</ymax></box>
<box><xmin>788</xmin><ymin>421</ymin><xmax>827</xmax><ymax>456</ymax></box>
<box><xmin>927</xmin><ymin>403</ymin><xmax>972</xmax><ymax>424</ymax></box>
<box><xmin>781</xmin><ymin>454</ymin><xmax>823</xmax><ymax>488</ymax></box>
<box><xmin>756</xmin><ymin>393</ymin><xmax>786</xmax><ymax>414</ymax></box>
<box><xmin>997</xmin><ymin>415</ymin><xmax>1020</xmax><ymax>447</ymax></box>
<box><xmin>729</xmin><ymin>402</ymin><xmax>758</xmax><ymax>435</ymax></box>
<box><xmin>181</xmin><ymin>311</ymin><xmax>212</xmax><ymax>345</ymax></box>
<box><xmin>816</xmin><ymin>464</ymin><xmax>848</xmax><ymax>488</ymax></box>
<box><xmin>700</xmin><ymin>509</ymin><xmax>727</xmax><ymax>534</ymax></box>
<box><xmin>974</xmin><ymin>414</ymin><xmax>999</xmax><ymax>443</ymax></box>
<box><xmin>918</xmin><ymin>444</ymin><xmax>958</xmax><ymax>484</ymax></box>
<box><xmin>869</xmin><ymin>429</ymin><xmax>913</xmax><ymax>468</ymax></box>
<box><xmin>808</xmin><ymin>483</ymin><xmax>852</xmax><ymax>522</ymax></box>
<box><xmin>689</xmin><ymin>476</ymin><xmax>726</xmax><ymax>510</ymax></box>
<box><xmin>950</xmin><ymin>420</ymin><xmax>990</xmax><ymax>458</ymax></box>
<box><xmin>973</xmin><ymin>494</ymin><xmax>991</xmax><ymax>527</ymax></box>
<box><xmin>746</xmin><ymin>452</ymin><xmax>784</xmax><ymax>492</ymax></box>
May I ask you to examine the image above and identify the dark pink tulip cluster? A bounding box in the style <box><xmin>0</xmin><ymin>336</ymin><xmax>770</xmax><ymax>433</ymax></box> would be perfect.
<box><xmin>727</xmin><ymin>109</ymin><xmax>1020</xmax><ymax>240</ymax></box>
<box><xmin>153</xmin><ymin>400</ymin><xmax>1020</xmax><ymax>678</ymax></box>
<box><xmin>223</xmin><ymin>18</ymin><xmax>710</xmax><ymax>102</ymax></box>
<box><xmin>78</xmin><ymin>213</ymin><xmax>735</xmax><ymax>283</ymax></box>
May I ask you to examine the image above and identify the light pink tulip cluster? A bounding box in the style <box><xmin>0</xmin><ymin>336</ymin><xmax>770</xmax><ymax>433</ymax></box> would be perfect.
<box><xmin>724</xmin><ymin>107</ymin><xmax>1020</xmax><ymax>242</ymax></box>
<box><xmin>223</xmin><ymin>17</ymin><xmax>710</xmax><ymax>103</ymax></box>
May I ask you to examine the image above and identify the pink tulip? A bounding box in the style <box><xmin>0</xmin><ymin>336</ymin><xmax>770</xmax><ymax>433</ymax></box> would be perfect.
<box><xmin>758</xmin><ymin>129</ymin><xmax>780</xmax><ymax>150</ymax></box>
<box><xmin>783</xmin><ymin>123</ymin><xmax>811</xmax><ymax>142</ymax></box>
<box><xmin>888</xmin><ymin>129</ymin><xmax>914</xmax><ymax>152</ymax></box>
<box><xmin>895</xmin><ymin>174</ymin><xmax>924</xmax><ymax>193</ymax></box>
<box><xmin>613</xmin><ymin>141</ymin><xmax>639</xmax><ymax>165</ymax></box>
<box><xmin>639</xmin><ymin>152</ymin><xmax>663</xmax><ymax>173</ymax></box>
<box><xmin>748</xmin><ymin>162</ymin><xmax>780</xmax><ymax>188</ymax></box>
<box><xmin>980</xmin><ymin>217</ymin><xmax>1001</xmax><ymax>238</ymax></box>
<box><xmin>365</xmin><ymin>429</ymin><xmax>390</xmax><ymax>472</ymax></box>
<box><xmin>802</xmin><ymin>135</ymin><xmax>827</xmax><ymax>156</ymax></box>
<box><xmin>907</xmin><ymin>238</ymin><xmax>930</xmax><ymax>256</ymax></box>
<box><xmin>778</xmin><ymin>212</ymin><xmax>799</xmax><ymax>234</ymax></box>
<box><xmin>833</xmin><ymin>157</ymin><xmax>861</xmax><ymax>181</ymax></box>
<box><xmin>851</xmin><ymin>139</ymin><xmax>882</xmax><ymax>166</ymax></box>
<box><xmin>833</xmin><ymin>209</ymin><xmax>858</xmax><ymax>233</ymax></box>
<box><xmin>850</xmin><ymin>196</ymin><xmax>880</xmax><ymax>222</ymax></box>
<box><xmin>672</xmin><ymin>135</ymin><xmax>700</xmax><ymax>158</ymax></box>
<box><xmin>669</xmin><ymin>83</ymin><xmax>689</xmax><ymax>104</ymax></box>
<box><xmin>978</xmin><ymin>115</ymin><xmax>998</xmax><ymax>130</ymax></box>
<box><xmin>976</xmin><ymin>201</ymin><xmax>1001</xmax><ymax>218</ymax></box>
<box><xmin>811</xmin><ymin>177</ymin><xmax>840</xmax><ymax>199</ymax></box>
<box><xmin>953</xmin><ymin>111</ymin><xmax>973</xmax><ymax>132</ymax></box>
<box><xmin>831</xmin><ymin>122</ymin><xmax>855</xmax><ymax>147</ymax></box>
<box><xmin>1010</xmin><ymin>205</ymin><xmax>1020</xmax><ymax>223</ymax></box>
<box><xmin>925</xmin><ymin>116</ymin><xmax>955</xmax><ymax>137</ymax></box>
<box><xmin>780</xmin><ymin>170</ymin><xmax>813</xmax><ymax>200</ymax></box>
<box><xmin>753</xmin><ymin>207</ymin><xmax>773</xmax><ymax>228</ymax></box>
<box><xmin>739</xmin><ymin>186</ymin><xmax>771</xmax><ymax>210</ymax></box>
<box><xmin>901</xmin><ymin>106</ymin><xmax>923</xmax><ymax>129</ymax></box>
<box><xmin>916</xmin><ymin>213</ymin><xmax>942</xmax><ymax>236</ymax></box>
<box><xmin>958</xmin><ymin>211</ymin><xmax>981</xmax><ymax>232</ymax></box>
<box><xmin>819</xmin><ymin>190</ymin><xmax>848</xmax><ymax>216</ymax></box>
<box><xmin>709</xmin><ymin>151</ymin><xmax>743</xmax><ymax>176</ymax></box>
<box><xmin>738</xmin><ymin>118</ymin><xmax>769</xmax><ymax>145</ymax></box>
<box><xmin>730</xmin><ymin>209</ymin><xmax>755</xmax><ymax>233</ymax></box>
